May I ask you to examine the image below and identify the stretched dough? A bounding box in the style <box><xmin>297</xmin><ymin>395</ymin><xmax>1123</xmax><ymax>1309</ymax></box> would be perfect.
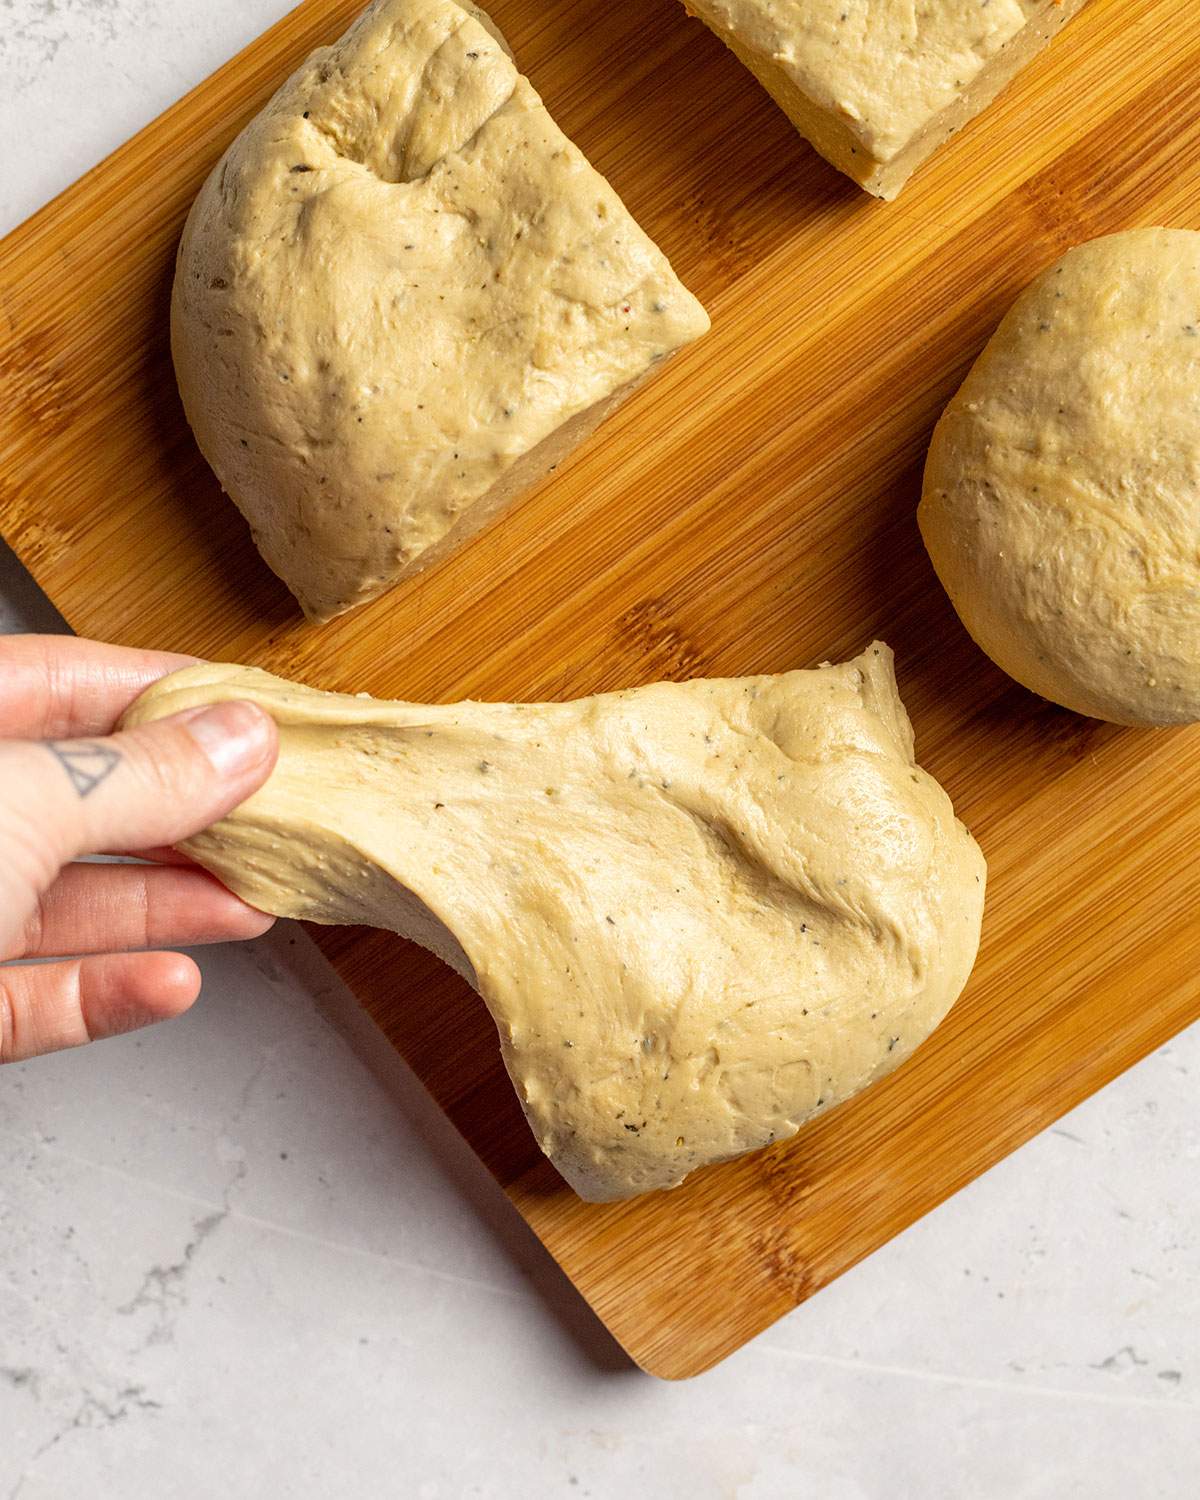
<box><xmin>172</xmin><ymin>0</ymin><xmax>709</xmax><ymax>620</ymax></box>
<box><xmin>123</xmin><ymin>645</ymin><xmax>985</xmax><ymax>1200</ymax></box>
<box><xmin>921</xmin><ymin>229</ymin><xmax>1200</xmax><ymax>726</ymax></box>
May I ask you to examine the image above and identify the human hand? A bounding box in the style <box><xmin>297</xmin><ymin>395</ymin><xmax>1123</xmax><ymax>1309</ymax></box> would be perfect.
<box><xmin>0</xmin><ymin>635</ymin><xmax>279</xmax><ymax>1063</ymax></box>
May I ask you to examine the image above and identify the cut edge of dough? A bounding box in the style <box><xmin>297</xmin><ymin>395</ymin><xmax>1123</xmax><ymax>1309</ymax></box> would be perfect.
<box><xmin>298</xmin><ymin>364</ymin><xmax>664</xmax><ymax>622</ymax></box>
<box><xmin>173</xmin><ymin>0</ymin><xmax>709</xmax><ymax>621</ymax></box>
<box><xmin>683</xmin><ymin>0</ymin><xmax>1090</xmax><ymax>199</ymax></box>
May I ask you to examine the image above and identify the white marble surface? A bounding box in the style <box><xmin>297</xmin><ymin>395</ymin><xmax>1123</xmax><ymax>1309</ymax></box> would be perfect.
<box><xmin>1</xmin><ymin>3</ymin><xmax>1197</xmax><ymax>1495</ymax></box>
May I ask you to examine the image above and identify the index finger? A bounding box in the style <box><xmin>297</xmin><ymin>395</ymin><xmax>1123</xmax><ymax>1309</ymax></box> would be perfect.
<box><xmin>0</xmin><ymin>635</ymin><xmax>201</xmax><ymax>740</ymax></box>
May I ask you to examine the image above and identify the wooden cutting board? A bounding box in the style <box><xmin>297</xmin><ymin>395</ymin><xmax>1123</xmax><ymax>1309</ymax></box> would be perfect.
<box><xmin>2</xmin><ymin>0</ymin><xmax>1198</xmax><ymax>1379</ymax></box>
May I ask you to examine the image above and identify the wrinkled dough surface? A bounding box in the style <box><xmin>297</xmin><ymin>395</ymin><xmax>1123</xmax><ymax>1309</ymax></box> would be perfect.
<box><xmin>172</xmin><ymin>0</ymin><xmax>709</xmax><ymax>620</ymax></box>
<box><xmin>123</xmin><ymin>645</ymin><xmax>985</xmax><ymax>1200</ymax></box>
<box><xmin>921</xmin><ymin>228</ymin><xmax>1200</xmax><ymax>726</ymax></box>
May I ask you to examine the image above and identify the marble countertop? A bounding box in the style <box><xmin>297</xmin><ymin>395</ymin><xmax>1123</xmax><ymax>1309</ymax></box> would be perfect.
<box><xmin>1</xmin><ymin>4</ymin><xmax>1196</xmax><ymax>1495</ymax></box>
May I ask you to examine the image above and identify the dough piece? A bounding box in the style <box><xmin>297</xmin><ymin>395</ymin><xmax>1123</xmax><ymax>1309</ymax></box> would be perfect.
<box><xmin>173</xmin><ymin>0</ymin><xmax>709</xmax><ymax>621</ymax></box>
<box><xmin>680</xmin><ymin>0</ymin><xmax>1091</xmax><ymax>200</ymax></box>
<box><xmin>920</xmin><ymin>229</ymin><xmax>1200</xmax><ymax>727</ymax></box>
<box><xmin>123</xmin><ymin>645</ymin><xmax>985</xmax><ymax>1201</ymax></box>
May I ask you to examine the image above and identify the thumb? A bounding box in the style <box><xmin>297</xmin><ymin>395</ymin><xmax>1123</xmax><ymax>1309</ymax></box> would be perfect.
<box><xmin>2</xmin><ymin>701</ymin><xmax>278</xmax><ymax>878</ymax></box>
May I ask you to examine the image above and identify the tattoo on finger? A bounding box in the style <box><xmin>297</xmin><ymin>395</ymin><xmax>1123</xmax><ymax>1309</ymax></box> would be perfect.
<box><xmin>45</xmin><ymin>741</ymin><xmax>123</xmax><ymax>798</ymax></box>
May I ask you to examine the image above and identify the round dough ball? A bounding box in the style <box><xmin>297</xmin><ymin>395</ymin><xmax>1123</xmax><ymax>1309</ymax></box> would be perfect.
<box><xmin>920</xmin><ymin>228</ymin><xmax>1200</xmax><ymax>726</ymax></box>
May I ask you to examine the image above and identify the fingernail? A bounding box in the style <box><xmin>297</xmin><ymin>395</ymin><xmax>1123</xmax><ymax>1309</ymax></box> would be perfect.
<box><xmin>181</xmin><ymin>701</ymin><xmax>272</xmax><ymax>776</ymax></box>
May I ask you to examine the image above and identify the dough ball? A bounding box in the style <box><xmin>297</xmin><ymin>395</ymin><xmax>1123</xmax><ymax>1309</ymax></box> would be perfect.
<box><xmin>920</xmin><ymin>228</ymin><xmax>1200</xmax><ymax>726</ymax></box>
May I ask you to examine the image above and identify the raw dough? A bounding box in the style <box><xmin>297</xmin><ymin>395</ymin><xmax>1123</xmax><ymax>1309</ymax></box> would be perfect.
<box><xmin>920</xmin><ymin>229</ymin><xmax>1200</xmax><ymax>727</ymax></box>
<box><xmin>679</xmin><ymin>0</ymin><xmax>1091</xmax><ymax>199</ymax></box>
<box><xmin>123</xmin><ymin>644</ymin><xmax>985</xmax><ymax>1201</ymax></box>
<box><xmin>172</xmin><ymin>0</ymin><xmax>709</xmax><ymax>621</ymax></box>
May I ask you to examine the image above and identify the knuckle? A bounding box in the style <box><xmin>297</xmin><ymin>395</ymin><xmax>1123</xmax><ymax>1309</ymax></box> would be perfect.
<box><xmin>0</xmin><ymin>637</ymin><xmax>74</xmax><ymax>738</ymax></box>
<box><xmin>0</xmin><ymin>973</ymin><xmax>14</xmax><ymax>1063</ymax></box>
<box><xmin>74</xmin><ymin>963</ymin><xmax>93</xmax><ymax>1044</ymax></box>
<box><xmin>20</xmin><ymin>888</ymin><xmax>47</xmax><ymax>958</ymax></box>
<box><xmin>132</xmin><ymin>870</ymin><xmax>153</xmax><ymax>949</ymax></box>
<box><xmin>0</xmin><ymin>632</ymin><xmax>38</xmax><ymax>675</ymax></box>
<box><xmin>0</xmin><ymin>789</ymin><xmax>68</xmax><ymax>916</ymax></box>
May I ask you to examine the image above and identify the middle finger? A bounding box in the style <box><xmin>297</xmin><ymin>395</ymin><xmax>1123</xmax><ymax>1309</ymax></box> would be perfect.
<box><xmin>16</xmin><ymin>862</ymin><xmax>274</xmax><ymax>959</ymax></box>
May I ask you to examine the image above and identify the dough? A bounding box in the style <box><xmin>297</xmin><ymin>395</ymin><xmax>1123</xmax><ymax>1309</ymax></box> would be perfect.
<box><xmin>920</xmin><ymin>229</ymin><xmax>1200</xmax><ymax>727</ymax></box>
<box><xmin>172</xmin><ymin>0</ymin><xmax>709</xmax><ymax>621</ymax></box>
<box><xmin>679</xmin><ymin>0</ymin><xmax>1091</xmax><ymax>199</ymax></box>
<box><xmin>123</xmin><ymin>644</ymin><xmax>985</xmax><ymax>1201</ymax></box>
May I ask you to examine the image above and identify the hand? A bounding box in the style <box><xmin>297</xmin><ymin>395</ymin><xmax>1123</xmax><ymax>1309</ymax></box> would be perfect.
<box><xmin>0</xmin><ymin>635</ymin><xmax>279</xmax><ymax>1063</ymax></box>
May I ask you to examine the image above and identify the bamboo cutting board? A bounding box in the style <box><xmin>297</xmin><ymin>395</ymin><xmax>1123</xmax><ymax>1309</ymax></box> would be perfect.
<box><xmin>1</xmin><ymin>0</ymin><xmax>1198</xmax><ymax>1379</ymax></box>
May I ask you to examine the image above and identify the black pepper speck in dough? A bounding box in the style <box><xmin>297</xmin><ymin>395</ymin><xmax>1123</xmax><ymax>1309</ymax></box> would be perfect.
<box><xmin>172</xmin><ymin>0</ymin><xmax>708</xmax><ymax>620</ymax></box>
<box><xmin>679</xmin><ymin>0</ymin><xmax>1092</xmax><ymax>198</ymax></box>
<box><xmin>921</xmin><ymin>228</ymin><xmax>1200</xmax><ymax>727</ymax></box>
<box><xmin>122</xmin><ymin>644</ymin><xmax>985</xmax><ymax>1201</ymax></box>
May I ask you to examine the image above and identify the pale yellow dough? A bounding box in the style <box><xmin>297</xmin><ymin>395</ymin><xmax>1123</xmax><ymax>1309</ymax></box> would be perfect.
<box><xmin>680</xmin><ymin>0</ymin><xmax>1090</xmax><ymax>199</ymax></box>
<box><xmin>172</xmin><ymin>0</ymin><xmax>709</xmax><ymax>621</ymax></box>
<box><xmin>123</xmin><ymin>645</ymin><xmax>985</xmax><ymax>1201</ymax></box>
<box><xmin>921</xmin><ymin>229</ymin><xmax>1200</xmax><ymax>727</ymax></box>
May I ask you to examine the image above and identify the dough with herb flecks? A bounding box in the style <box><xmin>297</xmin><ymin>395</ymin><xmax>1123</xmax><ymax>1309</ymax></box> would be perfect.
<box><xmin>123</xmin><ymin>644</ymin><xmax>985</xmax><ymax>1200</ymax></box>
<box><xmin>173</xmin><ymin>0</ymin><xmax>708</xmax><ymax>620</ymax></box>
<box><xmin>680</xmin><ymin>0</ymin><xmax>1091</xmax><ymax>199</ymax></box>
<box><xmin>921</xmin><ymin>229</ymin><xmax>1200</xmax><ymax>726</ymax></box>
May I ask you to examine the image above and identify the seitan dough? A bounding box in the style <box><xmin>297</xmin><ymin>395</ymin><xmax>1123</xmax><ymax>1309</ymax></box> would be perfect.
<box><xmin>172</xmin><ymin>0</ymin><xmax>709</xmax><ymax>621</ymax></box>
<box><xmin>921</xmin><ymin>229</ymin><xmax>1200</xmax><ymax>727</ymax></box>
<box><xmin>679</xmin><ymin>0</ymin><xmax>1091</xmax><ymax>199</ymax></box>
<box><xmin>123</xmin><ymin>644</ymin><xmax>985</xmax><ymax>1201</ymax></box>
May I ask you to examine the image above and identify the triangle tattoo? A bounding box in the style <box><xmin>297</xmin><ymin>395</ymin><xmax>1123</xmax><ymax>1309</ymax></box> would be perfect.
<box><xmin>47</xmin><ymin>741</ymin><xmax>122</xmax><ymax>798</ymax></box>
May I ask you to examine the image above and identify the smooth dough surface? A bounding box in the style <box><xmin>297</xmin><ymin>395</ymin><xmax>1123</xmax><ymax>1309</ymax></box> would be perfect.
<box><xmin>123</xmin><ymin>645</ymin><xmax>985</xmax><ymax>1201</ymax></box>
<box><xmin>921</xmin><ymin>229</ymin><xmax>1200</xmax><ymax>727</ymax></box>
<box><xmin>680</xmin><ymin>0</ymin><xmax>1090</xmax><ymax>198</ymax></box>
<box><xmin>173</xmin><ymin>0</ymin><xmax>709</xmax><ymax>621</ymax></box>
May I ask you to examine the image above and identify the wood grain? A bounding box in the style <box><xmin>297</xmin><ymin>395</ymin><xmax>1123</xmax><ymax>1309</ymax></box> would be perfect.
<box><xmin>1</xmin><ymin>0</ymin><xmax>1198</xmax><ymax>1379</ymax></box>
